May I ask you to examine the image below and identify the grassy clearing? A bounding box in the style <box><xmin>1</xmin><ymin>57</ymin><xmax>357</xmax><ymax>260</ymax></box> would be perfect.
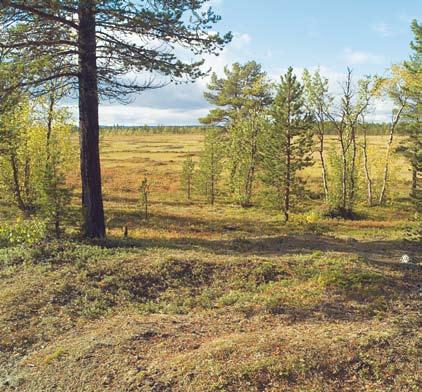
<box><xmin>0</xmin><ymin>132</ymin><xmax>421</xmax><ymax>391</ymax></box>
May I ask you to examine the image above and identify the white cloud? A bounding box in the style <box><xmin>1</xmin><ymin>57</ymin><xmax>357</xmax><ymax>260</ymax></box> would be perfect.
<box><xmin>202</xmin><ymin>31</ymin><xmax>253</xmax><ymax>77</ymax></box>
<box><xmin>99</xmin><ymin>106</ymin><xmax>210</xmax><ymax>126</ymax></box>
<box><xmin>68</xmin><ymin>104</ymin><xmax>210</xmax><ymax>126</ymax></box>
<box><xmin>371</xmin><ymin>22</ymin><xmax>394</xmax><ymax>37</ymax></box>
<box><xmin>366</xmin><ymin>99</ymin><xmax>394</xmax><ymax>123</ymax></box>
<box><xmin>67</xmin><ymin>27</ymin><xmax>254</xmax><ymax>126</ymax></box>
<box><xmin>343</xmin><ymin>48</ymin><xmax>385</xmax><ymax>65</ymax></box>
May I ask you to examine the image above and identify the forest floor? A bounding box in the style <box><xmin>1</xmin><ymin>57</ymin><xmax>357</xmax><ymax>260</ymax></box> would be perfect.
<box><xmin>0</xmin><ymin>133</ymin><xmax>421</xmax><ymax>391</ymax></box>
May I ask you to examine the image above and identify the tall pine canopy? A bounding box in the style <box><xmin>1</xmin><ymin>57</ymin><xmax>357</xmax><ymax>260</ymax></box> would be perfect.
<box><xmin>200</xmin><ymin>61</ymin><xmax>272</xmax><ymax>126</ymax></box>
<box><xmin>400</xmin><ymin>19</ymin><xmax>422</xmax><ymax>209</ymax></box>
<box><xmin>0</xmin><ymin>0</ymin><xmax>231</xmax><ymax>237</ymax></box>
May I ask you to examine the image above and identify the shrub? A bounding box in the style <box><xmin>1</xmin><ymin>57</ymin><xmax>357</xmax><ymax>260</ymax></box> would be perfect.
<box><xmin>0</xmin><ymin>218</ymin><xmax>47</xmax><ymax>246</ymax></box>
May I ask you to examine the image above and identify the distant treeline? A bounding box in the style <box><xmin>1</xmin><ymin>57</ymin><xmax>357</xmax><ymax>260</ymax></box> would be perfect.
<box><xmin>97</xmin><ymin>122</ymin><xmax>408</xmax><ymax>136</ymax></box>
<box><xmin>99</xmin><ymin>125</ymin><xmax>212</xmax><ymax>134</ymax></box>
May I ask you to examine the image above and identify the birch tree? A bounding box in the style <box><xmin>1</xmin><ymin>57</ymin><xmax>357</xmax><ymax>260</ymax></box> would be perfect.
<box><xmin>302</xmin><ymin>68</ymin><xmax>332</xmax><ymax>202</ymax></box>
<box><xmin>324</xmin><ymin>70</ymin><xmax>372</xmax><ymax>216</ymax></box>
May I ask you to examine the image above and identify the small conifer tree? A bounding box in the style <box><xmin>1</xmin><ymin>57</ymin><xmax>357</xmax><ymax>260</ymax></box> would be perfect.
<box><xmin>181</xmin><ymin>155</ymin><xmax>195</xmax><ymax>201</ymax></box>
<box><xmin>197</xmin><ymin>129</ymin><xmax>225</xmax><ymax>205</ymax></box>
<box><xmin>41</xmin><ymin>160</ymin><xmax>72</xmax><ymax>239</ymax></box>
<box><xmin>260</xmin><ymin>67</ymin><xmax>314</xmax><ymax>221</ymax></box>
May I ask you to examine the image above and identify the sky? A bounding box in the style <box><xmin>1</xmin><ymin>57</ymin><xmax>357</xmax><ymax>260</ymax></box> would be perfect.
<box><xmin>91</xmin><ymin>0</ymin><xmax>422</xmax><ymax>125</ymax></box>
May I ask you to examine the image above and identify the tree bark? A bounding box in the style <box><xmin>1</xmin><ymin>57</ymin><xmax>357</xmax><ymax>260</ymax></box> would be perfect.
<box><xmin>379</xmin><ymin>104</ymin><xmax>404</xmax><ymax>206</ymax></box>
<box><xmin>78</xmin><ymin>1</ymin><xmax>105</xmax><ymax>238</ymax></box>
<box><xmin>284</xmin><ymin>122</ymin><xmax>291</xmax><ymax>222</ymax></box>
<box><xmin>284</xmin><ymin>89</ymin><xmax>292</xmax><ymax>222</ymax></box>
<box><xmin>46</xmin><ymin>90</ymin><xmax>55</xmax><ymax>159</ymax></box>
<box><xmin>318</xmin><ymin>135</ymin><xmax>329</xmax><ymax>203</ymax></box>
<box><xmin>243</xmin><ymin>116</ymin><xmax>258</xmax><ymax>207</ymax></box>
<box><xmin>348</xmin><ymin>126</ymin><xmax>357</xmax><ymax>211</ymax></box>
<box><xmin>10</xmin><ymin>151</ymin><xmax>29</xmax><ymax>216</ymax></box>
<box><xmin>284</xmin><ymin>147</ymin><xmax>291</xmax><ymax>222</ymax></box>
<box><xmin>210</xmin><ymin>146</ymin><xmax>215</xmax><ymax>205</ymax></box>
<box><xmin>362</xmin><ymin>125</ymin><xmax>373</xmax><ymax>207</ymax></box>
<box><xmin>341</xmin><ymin>142</ymin><xmax>348</xmax><ymax>210</ymax></box>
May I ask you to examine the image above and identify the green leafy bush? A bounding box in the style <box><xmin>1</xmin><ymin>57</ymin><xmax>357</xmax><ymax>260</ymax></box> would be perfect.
<box><xmin>0</xmin><ymin>218</ymin><xmax>47</xmax><ymax>246</ymax></box>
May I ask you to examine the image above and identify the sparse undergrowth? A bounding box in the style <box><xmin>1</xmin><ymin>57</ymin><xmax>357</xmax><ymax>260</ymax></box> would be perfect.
<box><xmin>0</xmin><ymin>237</ymin><xmax>421</xmax><ymax>391</ymax></box>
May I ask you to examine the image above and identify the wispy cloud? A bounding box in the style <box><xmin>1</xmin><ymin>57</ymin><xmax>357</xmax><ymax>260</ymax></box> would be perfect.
<box><xmin>371</xmin><ymin>22</ymin><xmax>394</xmax><ymax>37</ymax></box>
<box><xmin>70</xmin><ymin>30</ymin><xmax>254</xmax><ymax>126</ymax></box>
<box><xmin>342</xmin><ymin>48</ymin><xmax>385</xmax><ymax>65</ymax></box>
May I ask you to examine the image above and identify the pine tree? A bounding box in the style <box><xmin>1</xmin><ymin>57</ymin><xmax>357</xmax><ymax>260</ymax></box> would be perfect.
<box><xmin>181</xmin><ymin>155</ymin><xmax>195</xmax><ymax>201</ymax></box>
<box><xmin>200</xmin><ymin>61</ymin><xmax>272</xmax><ymax>127</ymax></box>
<box><xmin>260</xmin><ymin>67</ymin><xmax>314</xmax><ymax>221</ymax></box>
<box><xmin>1</xmin><ymin>1</ymin><xmax>231</xmax><ymax>238</ymax></box>
<box><xmin>200</xmin><ymin>61</ymin><xmax>272</xmax><ymax>206</ymax></box>
<box><xmin>41</xmin><ymin>158</ymin><xmax>72</xmax><ymax>239</ymax></box>
<box><xmin>399</xmin><ymin>19</ymin><xmax>422</xmax><ymax>211</ymax></box>
<box><xmin>197</xmin><ymin>129</ymin><xmax>225</xmax><ymax>205</ymax></box>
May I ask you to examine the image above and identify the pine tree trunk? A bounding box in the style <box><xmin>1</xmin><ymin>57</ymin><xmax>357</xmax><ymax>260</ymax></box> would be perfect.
<box><xmin>284</xmin><ymin>132</ymin><xmax>291</xmax><ymax>222</ymax></box>
<box><xmin>243</xmin><ymin>115</ymin><xmax>259</xmax><ymax>207</ymax></box>
<box><xmin>46</xmin><ymin>92</ymin><xmax>55</xmax><ymax>152</ymax></box>
<box><xmin>210</xmin><ymin>145</ymin><xmax>215</xmax><ymax>205</ymax></box>
<box><xmin>78</xmin><ymin>1</ymin><xmax>105</xmax><ymax>238</ymax></box>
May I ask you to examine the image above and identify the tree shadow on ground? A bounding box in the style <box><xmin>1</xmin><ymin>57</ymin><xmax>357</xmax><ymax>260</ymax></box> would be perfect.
<box><xmin>100</xmin><ymin>233</ymin><xmax>421</xmax><ymax>275</ymax></box>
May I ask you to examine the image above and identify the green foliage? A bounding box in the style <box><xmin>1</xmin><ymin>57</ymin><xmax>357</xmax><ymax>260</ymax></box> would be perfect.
<box><xmin>326</xmin><ymin>148</ymin><xmax>359</xmax><ymax>215</ymax></box>
<box><xmin>323</xmin><ymin>71</ymin><xmax>372</xmax><ymax>216</ymax></box>
<box><xmin>302</xmin><ymin>68</ymin><xmax>332</xmax><ymax>201</ymax></box>
<box><xmin>260</xmin><ymin>67</ymin><xmax>314</xmax><ymax>219</ymax></box>
<box><xmin>228</xmin><ymin>110</ymin><xmax>269</xmax><ymax>206</ymax></box>
<box><xmin>1</xmin><ymin>2</ymin><xmax>232</xmax><ymax>99</ymax></box>
<box><xmin>398</xmin><ymin>20</ymin><xmax>422</xmax><ymax>210</ymax></box>
<box><xmin>180</xmin><ymin>155</ymin><xmax>195</xmax><ymax>200</ymax></box>
<box><xmin>0</xmin><ymin>98</ymin><xmax>42</xmax><ymax>214</ymax></box>
<box><xmin>405</xmin><ymin>213</ymin><xmax>422</xmax><ymax>242</ymax></box>
<box><xmin>40</xmin><ymin>161</ymin><xmax>73</xmax><ymax>239</ymax></box>
<box><xmin>40</xmin><ymin>100</ymin><xmax>74</xmax><ymax>238</ymax></box>
<box><xmin>201</xmin><ymin>61</ymin><xmax>272</xmax><ymax>206</ymax></box>
<box><xmin>200</xmin><ymin>61</ymin><xmax>272</xmax><ymax>127</ymax></box>
<box><xmin>0</xmin><ymin>94</ymin><xmax>75</xmax><ymax>235</ymax></box>
<box><xmin>0</xmin><ymin>240</ymin><xmax>124</xmax><ymax>267</ymax></box>
<box><xmin>197</xmin><ymin>129</ymin><xmax>225</xmax><ymax>204</ymax></box>
<box><xmin>0</xmin><ymin>218</ymin><xmax>47</xmax><ymax>247</ymax></box>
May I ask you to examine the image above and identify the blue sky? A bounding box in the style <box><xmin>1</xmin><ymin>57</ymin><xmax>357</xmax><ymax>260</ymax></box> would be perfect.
<box><xmin>95</xmin><ymin>0</ymin><xmax>422</xmax><ymax>125</ymax></box>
